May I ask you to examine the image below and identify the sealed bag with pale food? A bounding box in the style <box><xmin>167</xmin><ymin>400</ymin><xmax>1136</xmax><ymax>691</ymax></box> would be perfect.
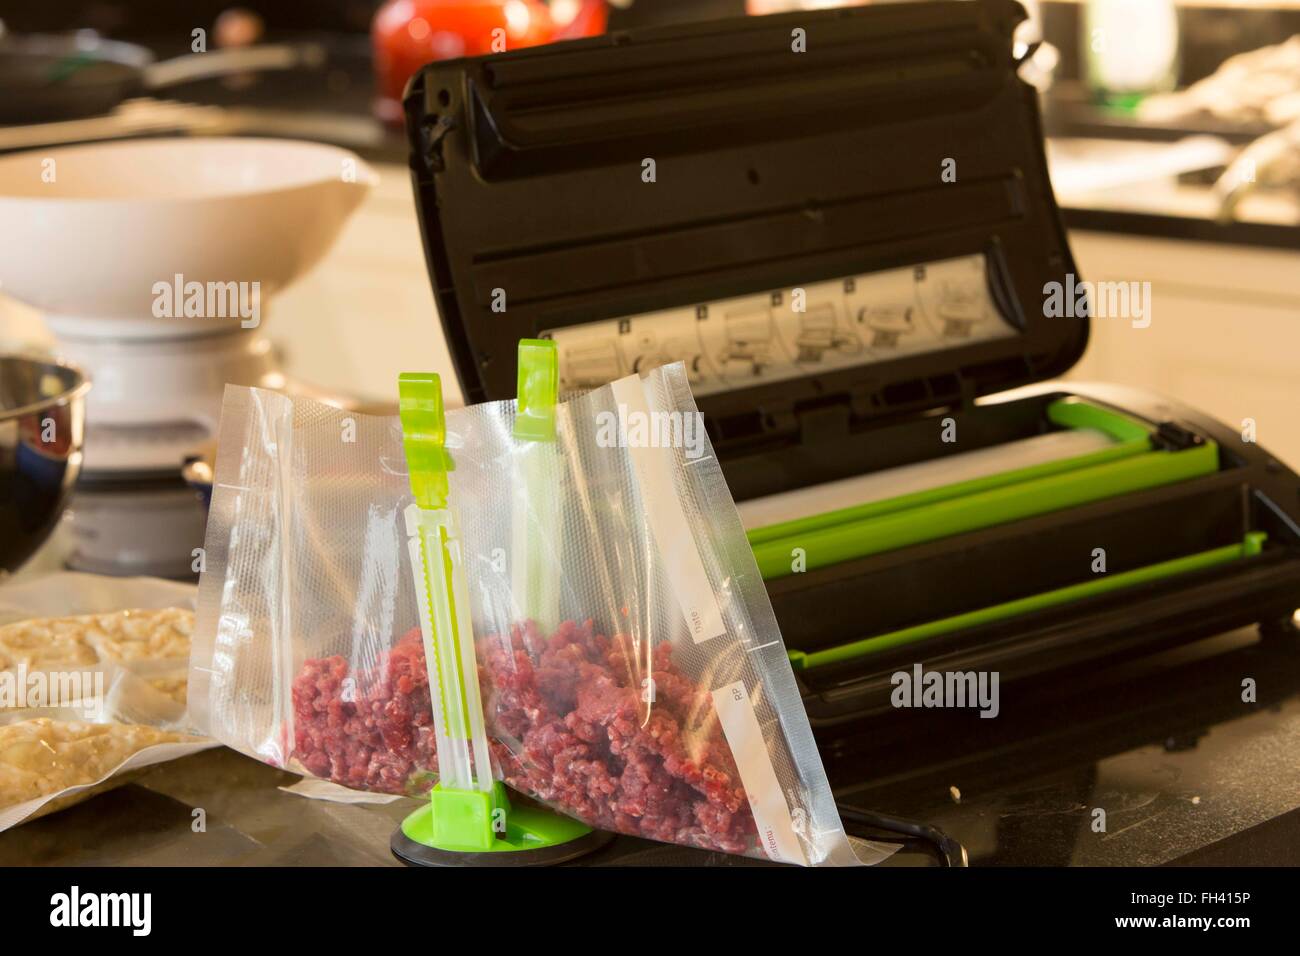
<box><xmin>0</xmin><ymin>592</ymin><xmax>217</xmax><ymax>830</ymax></box>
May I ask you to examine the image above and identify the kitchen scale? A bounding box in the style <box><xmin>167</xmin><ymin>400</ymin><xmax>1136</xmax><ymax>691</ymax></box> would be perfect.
<box><xmin>0</xmin><ymin>137</ymin><xmax>373</xmax><ymax>576</ymax></box>
<box><xmin>400</xmin><ymin>0</ymin><xmax>1300</xmax><ymax>729</ymax></box>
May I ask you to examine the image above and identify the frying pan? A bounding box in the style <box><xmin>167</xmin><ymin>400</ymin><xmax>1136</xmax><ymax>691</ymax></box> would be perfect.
<box><xmin>0</xmin><ymin>32</ymin><xmax>324</xmax><ymax>125</ymax></box>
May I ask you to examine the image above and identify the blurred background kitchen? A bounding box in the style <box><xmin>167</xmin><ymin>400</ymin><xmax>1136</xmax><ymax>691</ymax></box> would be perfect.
<box><xmin>1</xmin><ymin>0</ymin><xmax>1298</xmax><ymax>581</ymax></box>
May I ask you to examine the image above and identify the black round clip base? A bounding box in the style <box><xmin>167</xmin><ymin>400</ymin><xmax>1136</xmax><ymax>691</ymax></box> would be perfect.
<box><xmin>391</xmin><ymin>825</ymin><xmax>615</xmax><ymax>868</ymax></box>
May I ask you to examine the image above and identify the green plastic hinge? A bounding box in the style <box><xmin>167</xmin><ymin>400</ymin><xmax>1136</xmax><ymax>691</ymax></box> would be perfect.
<box><xmin>513</xmin><ymin>339</ymin><xmax>558</xmax><ymax>443</ymax></box>
<box><xmin>399</xmin><ymin>372</ymin><xmax>455</xmax><ymax>509</ymax></box>
<box><xmin>428</xmin><ymin>781</ymin><xmax>512</xmax><ymax>851</ymax></box>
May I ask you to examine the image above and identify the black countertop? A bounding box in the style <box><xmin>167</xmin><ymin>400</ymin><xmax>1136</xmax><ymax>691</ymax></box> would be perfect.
<box><xmin>830</xmin><ymin>625</ymin><xmax>1300</xmax><ymax>866</ymax></box>
<box><xmin>2</xmin><ymin>624</ymin><xmax>1296</xmax><ymax>867</ymax></box>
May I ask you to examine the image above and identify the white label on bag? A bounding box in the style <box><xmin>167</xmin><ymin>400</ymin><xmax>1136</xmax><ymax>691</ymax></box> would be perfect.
<box><xmin>712</xmin><ymin>680</ymin><xmax>808</xmax><ymax>866</ymax></box>
<box><xmin>610</xmin><ymin>374</ymin><xmax>726</xmax><ymax>643</ymax></box>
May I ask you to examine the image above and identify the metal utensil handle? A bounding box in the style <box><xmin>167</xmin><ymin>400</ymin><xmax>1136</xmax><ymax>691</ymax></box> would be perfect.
<box><xmin>143</xmin><ymin>43</ymin><xmax>323</xmax><ymax>89</ymax></box>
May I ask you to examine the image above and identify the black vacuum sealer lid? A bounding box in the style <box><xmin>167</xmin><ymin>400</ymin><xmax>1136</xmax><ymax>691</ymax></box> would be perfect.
<box><xmin>403</xmin><ymin>0</ymin><xmax>1086</xmax><ymax>451</ymax></box>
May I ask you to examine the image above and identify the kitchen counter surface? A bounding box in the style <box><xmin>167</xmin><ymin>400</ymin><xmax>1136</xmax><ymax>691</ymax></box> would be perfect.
<box><xmin>1048</xmin><ymin>136</ymin><xmax>1300</xmax><ymax>250</ymax></box>
<box><xmin>2</xmin><ymin>625</ymin><xmax>1296</xmax><ymax>867</ymax></box>
<box><xmin>831</xmin><ymin>626</ymin><xmax>1300</xmax><ymax>867</ymax></box>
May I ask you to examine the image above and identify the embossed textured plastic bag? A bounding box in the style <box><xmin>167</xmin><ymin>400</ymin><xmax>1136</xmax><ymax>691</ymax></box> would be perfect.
<box><xmin>0</xmin><ymin>573</ymin><xmax>216</xmax><ymax>831</ymax></box>
<box><xmin>192</xmin><ymin>364</ymin><xmax>858</xmax><ymax>864</ymax></box>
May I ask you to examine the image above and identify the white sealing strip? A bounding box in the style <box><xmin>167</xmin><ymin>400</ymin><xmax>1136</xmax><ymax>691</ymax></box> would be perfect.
<box><xmin>610</xmin><ymin>374</ymin><xmax>726</xmax><ymax>643</ymax></box>
<box><xmin>712</xmin><ymin>680</ymin><xmax>807</xmax><ymax>866</ymax></box>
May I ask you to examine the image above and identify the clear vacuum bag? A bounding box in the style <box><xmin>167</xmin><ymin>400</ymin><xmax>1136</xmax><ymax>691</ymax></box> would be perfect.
<box><xmin>191</xmin><ymin>364</ymin><xmax>857</xmax><ymax>865</ymax></box>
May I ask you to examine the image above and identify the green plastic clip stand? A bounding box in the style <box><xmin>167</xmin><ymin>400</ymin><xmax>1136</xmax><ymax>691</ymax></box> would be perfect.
<box><xmin>393</xmin><ymin>366</ymin><xmax>604</xmax><ymax>865</ymax></box>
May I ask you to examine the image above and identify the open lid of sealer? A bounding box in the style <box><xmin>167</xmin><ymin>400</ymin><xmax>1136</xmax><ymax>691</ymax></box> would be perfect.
<box><xmin>402</xmin><ymin>0</ymin><xmax>1086</xmax><ymax>456</ymax></box>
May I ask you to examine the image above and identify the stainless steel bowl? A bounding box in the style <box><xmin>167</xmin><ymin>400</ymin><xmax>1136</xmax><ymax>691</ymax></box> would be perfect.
<box><xmin>0</xmin><ymin>355</ymin><xmax>89</xmax><ymax>573</ymax></box>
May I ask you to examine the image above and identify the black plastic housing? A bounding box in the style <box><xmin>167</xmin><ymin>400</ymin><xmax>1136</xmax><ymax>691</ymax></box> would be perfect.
<box><xmin>403</xmin><ymin>0</ymin><xmax>1086</xmax><ymax>461</ymax></box>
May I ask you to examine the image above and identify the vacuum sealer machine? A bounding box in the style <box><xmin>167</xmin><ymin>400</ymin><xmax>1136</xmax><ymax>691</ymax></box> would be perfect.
<box><xmin>402</xmin><ymin>0</ymin><xmax>1300</xmax><ymax>727</ymax></box>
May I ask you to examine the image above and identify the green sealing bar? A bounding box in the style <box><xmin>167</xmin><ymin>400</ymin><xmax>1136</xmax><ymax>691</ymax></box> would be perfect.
<box><xmin>1043</xmin><ymin>397</ymin><xmax>1152</xmax><ymax>443</ymax></box>
<box><xmin>750</xmin><ymin>393</ymin><xmax>1221</xmax><ymax>580</ymax></box>
<box><xmin>748</xmin><ymin>398</ymin><xmax>1153</xmax><ymax>548</ymax></box>
<box><xmin>790</xmin><ymin>532</ymin><xmax>1266</xmax><ymax>671</ymax></box>
<box><xmin>754</xmin><ymin>441</ymin><xmax>1217</xmax><ymax>579</ymax></box>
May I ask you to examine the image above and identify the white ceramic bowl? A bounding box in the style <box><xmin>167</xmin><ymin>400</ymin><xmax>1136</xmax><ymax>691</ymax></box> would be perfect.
<box><xmin>0</xmin><ymin>137</ymin><xmax>377</xmax><ymax>337</ymax></box>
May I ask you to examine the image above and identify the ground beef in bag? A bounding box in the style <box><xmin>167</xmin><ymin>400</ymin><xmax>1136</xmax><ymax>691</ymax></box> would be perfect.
<box><xmin>291</xmin><ymin>620</ymin><xmax>758</xmax><ymax>855</ymax></box>
<box><xmin>291</xmin><ymin>629</ymin><xmax>439</xmax><ymax>795</ymax></box>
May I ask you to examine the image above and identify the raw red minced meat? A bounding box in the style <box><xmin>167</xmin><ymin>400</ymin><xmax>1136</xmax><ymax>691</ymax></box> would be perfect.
<box><xmin>290</xmin><ymin>620</ymin><xmax>758</xmax><ymax>855</ymax></box>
